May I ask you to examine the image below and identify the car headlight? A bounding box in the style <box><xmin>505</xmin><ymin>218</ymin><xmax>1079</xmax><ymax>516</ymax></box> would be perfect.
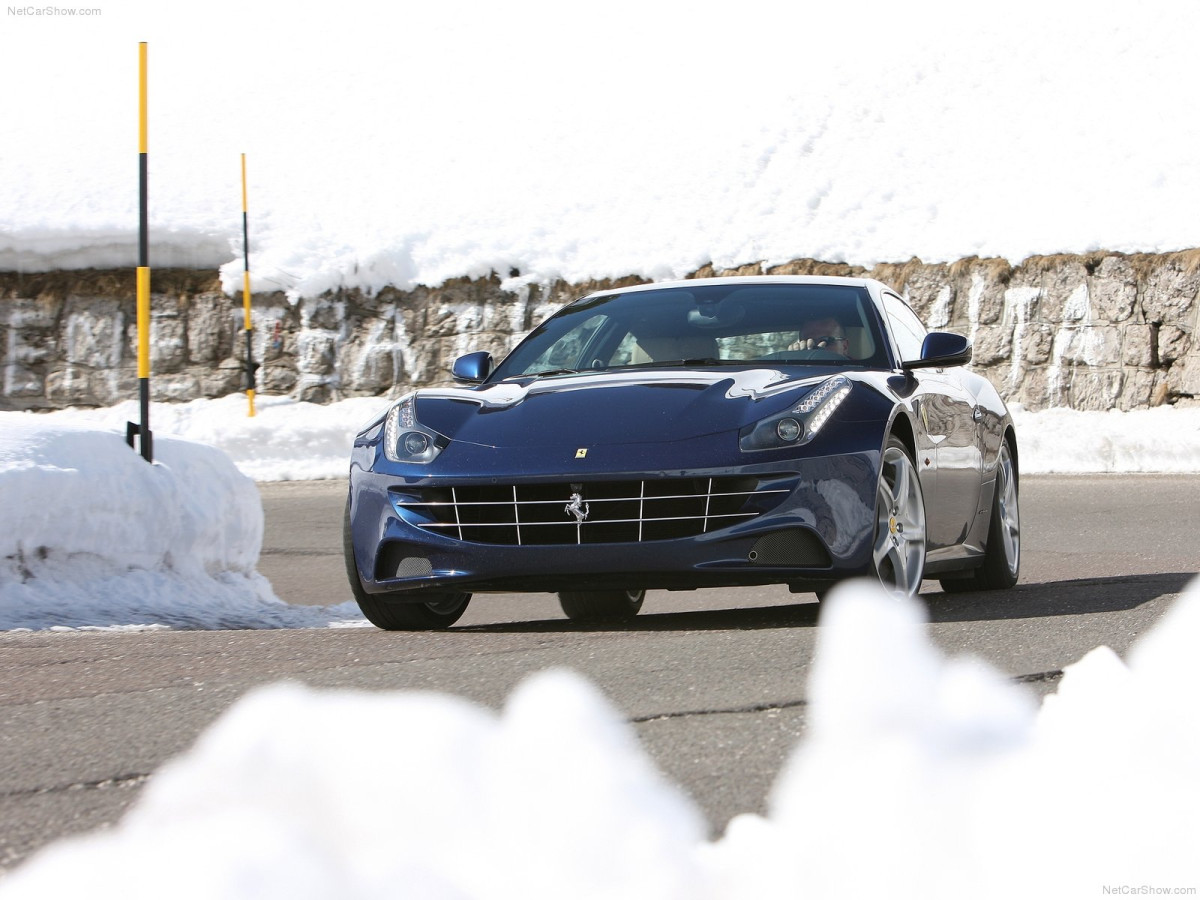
<box><xmin>383</xmin><ymin>394</ymin><xmax>447</xmax><ymax>464</ymax></box>
<box><xmin>740</xmin><ymin>375</ymin><xmax>852</xmax><ymax>452</ymax></box>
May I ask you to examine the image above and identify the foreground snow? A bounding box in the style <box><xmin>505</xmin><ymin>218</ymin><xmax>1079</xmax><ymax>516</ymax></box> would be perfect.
<box><xmin>2</xmin><ymin>581</ymin><xmax>1196</xmax><ymax>899</ymax></box>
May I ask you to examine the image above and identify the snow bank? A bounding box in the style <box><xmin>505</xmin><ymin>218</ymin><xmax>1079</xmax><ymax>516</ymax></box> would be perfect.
<box><xmin>2</xmin><ymin>579</ymin><xmax>1197</xmax><ymax>898</ymax></box>
<box><xmin>1011</xmin><ymin>405</ymin><xmax>1200</xmax><ymax>474</ymax></box>
<box><xmin>5</xmin><ymin>4</ymin><xmax>1200</xmax><ymax>296</ymax></box>
<box><xmin>0</xmin><ymin>420</ymin><xmax>359</xmax><ymax>630</ymax></box>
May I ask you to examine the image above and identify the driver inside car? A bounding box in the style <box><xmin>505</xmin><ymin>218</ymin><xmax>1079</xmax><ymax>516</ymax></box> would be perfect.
<box><xmin>789</xmin><ymin>316</ymin><xmax>851</xmax><ymax>358</ymax></box>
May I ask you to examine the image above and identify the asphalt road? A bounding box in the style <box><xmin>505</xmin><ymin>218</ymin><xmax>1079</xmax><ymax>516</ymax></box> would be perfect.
<box><xmin>2</xmin><ymin>475</ymin><xmax>1197</xmax><ymax>874</ymax></box>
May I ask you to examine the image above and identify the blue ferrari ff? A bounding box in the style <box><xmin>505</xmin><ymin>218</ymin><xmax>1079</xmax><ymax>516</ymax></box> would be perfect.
<box><xmin>344</xmin><ymin>276</ymin><xmax>1020</xmax><ymax>629</ymax></box>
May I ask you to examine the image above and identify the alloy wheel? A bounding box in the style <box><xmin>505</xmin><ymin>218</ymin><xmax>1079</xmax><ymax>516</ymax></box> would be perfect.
<box><xmin>873</xmin><ymin>442</ymin><xmax>927</xmax><ymax>597</ymax></box>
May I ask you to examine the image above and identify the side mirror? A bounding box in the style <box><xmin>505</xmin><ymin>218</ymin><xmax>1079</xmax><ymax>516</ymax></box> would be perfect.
<box><xmin>903</xmin><ymin>332</ymin><xmax>972</xmax><ymax>370</ymax></box>
<box><xmin>452</xmin><ymin>351</ymin><xmax>493</xmax><ymax>383</ymax></box>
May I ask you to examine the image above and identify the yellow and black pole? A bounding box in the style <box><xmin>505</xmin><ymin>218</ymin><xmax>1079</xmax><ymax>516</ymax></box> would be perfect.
<box><xmin>127</xmin><ymin>41</ymin><xmax>153</xmax><ymax>462</ymax></box>
<box><xmin>240</xmin><ymin>153</ymin><xmax>257</xmax><ymax>416</ymax></box>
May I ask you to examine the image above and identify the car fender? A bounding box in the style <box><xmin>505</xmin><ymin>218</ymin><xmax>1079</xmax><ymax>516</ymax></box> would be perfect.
<box><xmin>962</xmin><ymin>371</ymin><xmax>1016</xmax><ymax>476</ymax></box>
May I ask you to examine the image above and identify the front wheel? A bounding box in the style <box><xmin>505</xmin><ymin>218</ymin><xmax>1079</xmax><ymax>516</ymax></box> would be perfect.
<box><xmin>354</xmin><ymin>591</ymin><xmax>471</xmax><ymax>631</ymax></box>
<box><xmin>872</xmin><ymin>438</ymin><xmax>927</xmax><ymax>597</ymax></box>
<box><xmin>343</xmin><ymin>494</ymin><xmax>471</xmax><ymax>630</ymax></box>
<box><xmin>558</xmin><ymin>589</ymin><xmax>645</xmax><ymax>622</ymax></box>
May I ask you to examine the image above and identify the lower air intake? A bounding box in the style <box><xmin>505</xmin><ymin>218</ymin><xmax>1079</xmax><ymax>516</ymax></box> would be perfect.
<box><xmin>376</xmin><ymin>543</ymin><xmax>434</xmax><ymax>580</ymax></box>
<box><xmin>748</xmin><ymin>529</ymin><xmax>830</xmax><ymax>567</ymax></box>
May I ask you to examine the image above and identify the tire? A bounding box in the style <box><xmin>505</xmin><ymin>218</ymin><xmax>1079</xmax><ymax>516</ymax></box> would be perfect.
<box><xmin>938</xmin><ymin>438</ymin><xmax>1020</xmax><ymax>593</ymax></box>
<box><xmin>343</xmin><ymin>494</ymin><xmax>471</xmax><ymax>630</ymax></box>
<box><xmin>872</xmin><ymin>437</ymin><xmax>927</xmax><ymax>597</ymax></box>
<box><xmin>354</xmin><ymin>590</ymin><xmax>471</xmax><ymax>630</ymax></box>
<box><xmin>973</xmin><ymin>439</ymin><xmax>1021</xmax><ymax>589</ymax></box>
<box><xmin>558</xmin><ymin>589</ymin><xmax>645</xmax><ymax>622</ymax></box>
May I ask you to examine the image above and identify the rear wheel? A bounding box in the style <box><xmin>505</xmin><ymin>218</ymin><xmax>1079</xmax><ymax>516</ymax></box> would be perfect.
<box><xmin>558</xmin><ymin>589</ymin><xmax>645</xmax><ymax>622</ymax></box>
<box><xmin>939</xmin><ymin>438</ymin><xmax>1020</xmax><ymax>592</ymax></box>
<box><xmin>873</xmin><ymin>438</ymin><xmax>927</xmax><ymax>597</ymax></box>
<box><xmin>343</xmin><ymin>494</ymin><xmax>471</xmax><ymax>630</ymax></box>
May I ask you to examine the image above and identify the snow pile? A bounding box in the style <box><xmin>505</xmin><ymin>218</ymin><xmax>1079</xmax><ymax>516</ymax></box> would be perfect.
<box><xmin>4</xmin><ymin>4</ymin><xmax>1200</xmax><ymax>295</ymax></box>
<box><xmin>2</xmin><ymin>580</ymin><xmax>1197</xmax><ymax>899</ymax></box>
<box><xmin>710</xmin><ymin>584</ymin><xmax>1200</xmax><ymax>897</ymax></box>
<box><xmin>0</xmin><ymin>670</ymin><xmax>708</xmax><ymax>900</ymax></box>
<box><xmin>1011</xmin><ymin>405</ymin><xmax>1200</xmax><ymax>474</ymax></box>
<box><xmin>0</xmin><ymin>420</ymin><xmax>359</xmax><ymax>630</ymax></box>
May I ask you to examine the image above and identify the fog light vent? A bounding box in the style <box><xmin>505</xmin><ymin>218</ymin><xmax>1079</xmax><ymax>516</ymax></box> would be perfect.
<box><xmin>749</xmin><ymin>530</ymin><xmax>829</xmax><ymax>567</ymax></box>
<box><xmin>395</xmin><ymin>557</ymin><xmax>434</xmax><ymax>578</ymax></box>
<box><xmin>376</xmin><ymin>542</ymin><xmax>434</xmax><ymax>581</ymax></box>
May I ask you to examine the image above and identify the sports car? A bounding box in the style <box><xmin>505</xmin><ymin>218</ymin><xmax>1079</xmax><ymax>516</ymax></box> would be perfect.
<box><xmin>344</xmin><ymin>275</ymin><xmax>1020</xmax><ymax>629</ymax></box>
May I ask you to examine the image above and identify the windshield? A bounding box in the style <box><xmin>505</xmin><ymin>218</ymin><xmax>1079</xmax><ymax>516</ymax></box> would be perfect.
<box><xmin>490</xmin><ymin>282</ymin><xmax>889</xmax><ymax>380</ymax></box>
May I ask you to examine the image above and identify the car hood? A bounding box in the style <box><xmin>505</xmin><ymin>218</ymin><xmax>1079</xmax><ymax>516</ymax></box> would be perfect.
<box><xmin>414</xmin><ymin>368</ymin><xmax>837</xmax><ymax>449</ymax></box>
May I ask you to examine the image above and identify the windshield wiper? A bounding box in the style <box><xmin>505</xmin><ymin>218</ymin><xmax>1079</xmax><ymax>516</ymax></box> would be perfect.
<box><xmin>510</xmin><ymin>368</ymin><xmax>580</xmax><ymax>380</ymax></box>
<box><xmin>511</xmin><ymin>359</ymin><xmax>748</xmax><ymax>381</ymax></box>
<box><xmin>612</xmin><ymin>358</ymin><xmax>746</xmax><ymax>370</ymax></box>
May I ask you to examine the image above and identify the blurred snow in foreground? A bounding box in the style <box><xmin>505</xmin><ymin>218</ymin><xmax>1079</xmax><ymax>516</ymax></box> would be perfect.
<box><xmin>1</xmin><ymin>580</ymin><xmax>1196</xmax><ymax>899</ymax></box>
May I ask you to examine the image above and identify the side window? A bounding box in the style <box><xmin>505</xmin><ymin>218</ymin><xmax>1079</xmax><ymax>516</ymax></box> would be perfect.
<box><xmin>882</xmin><ymin>293</ymin><xmax>926</xmax><ymax>363</ymax></box>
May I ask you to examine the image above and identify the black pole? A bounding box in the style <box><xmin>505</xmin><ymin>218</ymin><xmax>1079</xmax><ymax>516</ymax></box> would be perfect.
<box><xmin>138</xmin><ymin>148</ymin><xmax>152</xmax><ymax>462</ymax></box>
<box><xmin>241</xmin><ymin>154</ymin><xmax>257</xmax><ymax>416</ymax></box>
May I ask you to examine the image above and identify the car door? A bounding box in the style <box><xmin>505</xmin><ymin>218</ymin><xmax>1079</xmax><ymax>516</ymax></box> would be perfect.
<box><xmin>881</xmin><ymin>293</ymin><xmax>982</xmax><ymax>548</ymax></box>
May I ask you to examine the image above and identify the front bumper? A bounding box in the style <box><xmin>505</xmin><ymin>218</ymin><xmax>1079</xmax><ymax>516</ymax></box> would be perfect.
<box><xmin>347</xmin><ymin>449</ymin><xmax>881</xmax><ymax>596</ymax></box>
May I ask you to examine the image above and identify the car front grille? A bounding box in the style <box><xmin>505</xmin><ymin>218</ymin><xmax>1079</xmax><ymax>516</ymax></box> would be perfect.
<box><xmin>392</xmin><ymin>476</ymin><xmax>791</xmax><ymax>545</ymax></box>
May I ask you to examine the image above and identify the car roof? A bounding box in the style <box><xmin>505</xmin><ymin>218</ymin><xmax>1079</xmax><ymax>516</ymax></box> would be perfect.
<box><xmin>582</xmin><ymin>274</ymin><xmax>893</xmax><ymax>298</ymax></box>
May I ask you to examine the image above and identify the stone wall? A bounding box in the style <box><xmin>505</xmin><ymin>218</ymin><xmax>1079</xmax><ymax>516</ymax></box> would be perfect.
<box><xmin>3</xmin><ymin>251</ymin><xmax>1199</xmax><ymax>412</ymax></box>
